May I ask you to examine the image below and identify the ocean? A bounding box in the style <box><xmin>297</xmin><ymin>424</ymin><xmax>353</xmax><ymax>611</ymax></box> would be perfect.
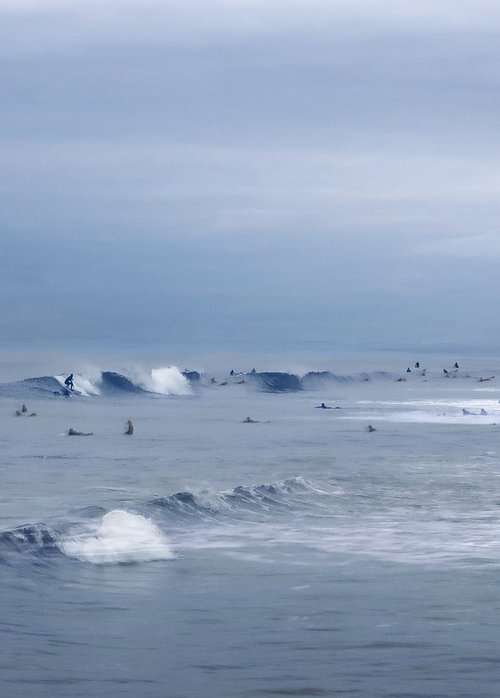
<box><xmin>1</xmin><ymin>352</ymin><xmax>500</xmax><ymax>697</ymax></box>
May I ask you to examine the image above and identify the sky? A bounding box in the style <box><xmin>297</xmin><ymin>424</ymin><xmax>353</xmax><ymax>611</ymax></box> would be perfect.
<box><xmin>2</xmin><ymin>0</ymin><xmax>500</xmax><ymax>357</ymax></box>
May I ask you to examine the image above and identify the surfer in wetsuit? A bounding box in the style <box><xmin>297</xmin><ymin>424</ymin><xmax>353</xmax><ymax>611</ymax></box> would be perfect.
<box><xmin>64</xmin><ymin>374</ymin><xmax>74</xmax><ymax>391</ymax></box>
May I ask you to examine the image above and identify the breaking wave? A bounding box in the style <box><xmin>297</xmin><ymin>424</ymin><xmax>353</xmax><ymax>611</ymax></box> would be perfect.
<box><xmin>0</xmin><ymin>366</ymin><xmax>193</xmax><ymax>398</ymax></box>
<box><xmin>0</xmin><ymin>478</ymin><xmax>338</xmax><ymax>565</ymax></box>
<box><xmin>150</xmin><ymin>476</ymin><xmax>340</xmax><ymax>520</ymax></box>
<box><xmin>0</xmin><ymin>363</ymin><xmax>486</xmax><ymax>397</ymax></box>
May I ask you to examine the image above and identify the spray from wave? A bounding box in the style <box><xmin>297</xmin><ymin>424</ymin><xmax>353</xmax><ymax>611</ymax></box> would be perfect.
<box><xmin>60</xmin><ymin>510</ymin><xmax>175</xmax><ymax>564</ymax></box>
<box><xmin>134</xmin><ymin>366</ymin><xmax>192</xmax><ymax>395</ymax></box>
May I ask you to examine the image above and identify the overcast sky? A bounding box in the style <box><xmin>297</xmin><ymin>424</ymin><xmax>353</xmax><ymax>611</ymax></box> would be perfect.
<box><xmin>2</xmin><ymin>0</ymin><xmax>500</xmax><ymax>356</ymax></box>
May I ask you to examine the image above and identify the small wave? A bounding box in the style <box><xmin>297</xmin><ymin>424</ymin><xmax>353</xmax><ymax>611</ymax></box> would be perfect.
<box><xmin>242</xmin><ymin>370</ymin><xmax>401</xmax><ymax>392</ymax></box>
<box><xmin>0</xmin><ymin>376</ymin><xmax>65</xmax><ymax>398</ymax></box>
<box><xmin>151</xmin><ymin>477</ymin><xmax>340</xmax><ymax>520</ymax></box>
<box><xmin>59</xmin><ymin>510</ymin><xmax>175</xmax><ymax>564</ymax></box>
<box><xmin>0</xmin><ymin>523</ymin><xmax>61</xmax><ymax>558</ymax></box>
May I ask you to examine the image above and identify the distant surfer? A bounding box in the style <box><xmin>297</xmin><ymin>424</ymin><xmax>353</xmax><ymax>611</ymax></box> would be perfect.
<box><xmin>67</xmin><ymin>428</ymin><xmax>93</xmax><ymax>436</ymax></box>
<box><xmin>415</xmin><ymin>362</ymin><xmax>420</xmax><ymax>368</ymax></box>
<box><xmin>406</xmin><ymin>367</ymin><xmax>412</xmax><ymax>373</ymax></box>
<box><xmin>243</xmin><ymin>416</ymin><xmax>259</xmax><ymax>423</ymax></box>
<box><xmin>15</xmin><ymin>404</ymin><xmax>32</xmax><ymax>416</ymax></box>
<box><xmin>315</xmin><ymin>402</ymin><xmax>332</xmax><ymax>409</ymax></box>
<box><xmin>367</xmin><ymin>424</ymin><xmax>377</xmax><ymax>432</ymax></box>
<box><xmin>64</xmin><ymin>374</ymin><xmax>74</xmax><ymax>391</ymax></box>
<box><xmin>125</xmin><ymin>420</ymin><xmax>134</xmax><ymax>435</ymax></box>
<box><xmin>454</xmin><ymin>362</ymin><xmax>460</xmax><ymax>369</ymax></box>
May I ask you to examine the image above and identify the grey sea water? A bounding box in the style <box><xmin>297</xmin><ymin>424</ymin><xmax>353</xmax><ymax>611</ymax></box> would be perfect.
<box><xmin>1</xmin><ymin>353</ymin><xmax>500</xmax><ymax>697</ymax></box>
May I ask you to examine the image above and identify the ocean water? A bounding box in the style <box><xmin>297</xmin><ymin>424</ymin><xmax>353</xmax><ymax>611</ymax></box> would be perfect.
<box><xmin>1</xmin><ymin>353</ymin><xmax>500</xmax><ymax>697</ymax></box>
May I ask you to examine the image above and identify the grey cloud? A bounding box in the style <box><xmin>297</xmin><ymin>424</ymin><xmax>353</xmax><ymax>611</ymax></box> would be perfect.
<box><xmin>2</xmin><ymin>0</ymin><xmax>500</xmax><ymax>353</ymax></box>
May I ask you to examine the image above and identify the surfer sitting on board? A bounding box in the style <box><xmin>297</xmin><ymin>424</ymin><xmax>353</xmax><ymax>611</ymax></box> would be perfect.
<box><xmin>64</xmin><ymin>374</ymin><xmax>74</xmax><ymax>391</ymax></box>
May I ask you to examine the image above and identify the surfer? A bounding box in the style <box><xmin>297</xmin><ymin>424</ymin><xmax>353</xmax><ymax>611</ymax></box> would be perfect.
<box><xmin>367</xmin><ymin>424</ymin><xmax>377</xmax><ymax>432</ymax></box>
<box><xmin>125</xmin><ymin>420</ymin><xmax>134</xmax><ymax>435</ymax></box>
<box><xmin>315</xmin><ymin>403</ymin><xmax>332</xmax><ymax>409</ymax></box>
<box><xmin>67</xmin><ymin>428</ymin><xmax>93</xmax><ymax>436</ymax></box>
<box><xmin>415</xmin><ymin>362</ymin><xmax>420</xmax><ymax>368</ymax></box>
<box><xmin>64</xmin><ymin>374</ymin><xmax>74</xmax><ymax>391</ymax></box>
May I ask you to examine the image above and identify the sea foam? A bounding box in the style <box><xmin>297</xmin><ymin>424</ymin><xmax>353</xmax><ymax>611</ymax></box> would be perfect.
<box><xmin>60</xmin><ymin>510</ymin><xmax>175</xmax><ymax>564</ymax></box>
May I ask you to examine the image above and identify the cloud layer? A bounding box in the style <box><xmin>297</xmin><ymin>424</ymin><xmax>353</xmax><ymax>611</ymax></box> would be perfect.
<box><xmin>1</xmin><ymin>1</ymin><xmax>499</xmax><ymax>353</ymax></box>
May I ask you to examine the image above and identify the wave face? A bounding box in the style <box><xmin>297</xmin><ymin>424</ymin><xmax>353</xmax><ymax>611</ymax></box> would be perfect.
<box><xmin>245</xmin><ymin>372</ymin><xmax>303</xmax><ymax>392</ymax></box>
<box><xmin>100</xmin><ymin>371</ymin><xmax>145</xmax><ymax>393</ymax></box>
<box><xmin>243</xmin><ymin>369</ymin><xmax>400</xmax><ymax>392</ymax></box>
<box><xmin>0</xmin><ymin>376</ymin><xmax>65</xmax><ymax>398</ymax></box>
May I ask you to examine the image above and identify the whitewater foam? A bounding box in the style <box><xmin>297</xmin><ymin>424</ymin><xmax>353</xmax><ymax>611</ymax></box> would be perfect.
<box><xmin>145</xmin><ymin>366</ymin><xmax>192</xmax><ymax>395</ymax></box>
<box><xmin>59</xmin><ymin>510</ymin><xmax>175</xmax><ymax>564</ymax></box>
